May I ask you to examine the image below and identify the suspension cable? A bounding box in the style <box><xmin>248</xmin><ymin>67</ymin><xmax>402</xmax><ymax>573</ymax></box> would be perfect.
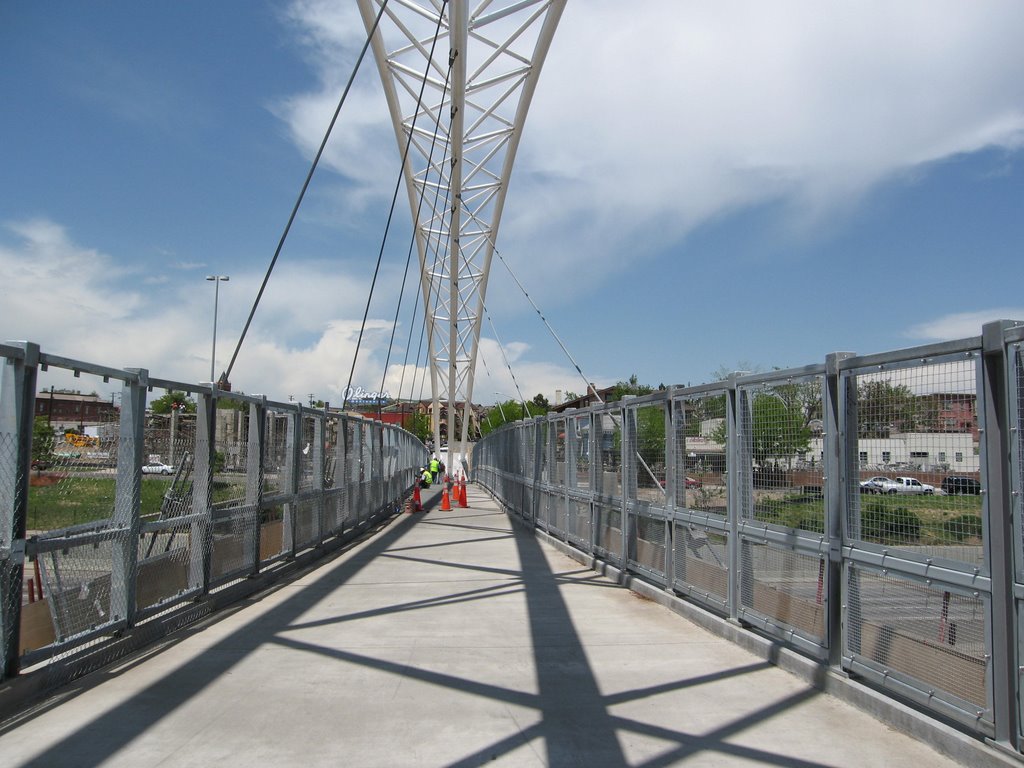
<box><xmin>379</xmin><ymin>57</ymin><xmax>454</xmax><ymax>418</ymax></box>
<box><xmin>488</xmin><ymin>241</ymin><xmax>600</xmax><ymax>403</ymax></box>
<box><xmin>221</xmin><ymin>0</ymin><xmax>390</xmax><ymax>386</ymax></box>
<box><xmin>483</xmin><ymin>308</ymin><xmax>532</xmax><ymax>416</ymax></box>
<box><xmin>407</xmin><ymin>171</ymin><xmax>456</xmax><ymax>411</ymax></box>
<box><xmin>342</xmin><ymin>2</ymin><xmax>450</xmax><ymax>411</ymax></box>
<box><xmin>399</xmin><ymin>72</ymin><xmax>458</xmax><ymax>409</ymax></box>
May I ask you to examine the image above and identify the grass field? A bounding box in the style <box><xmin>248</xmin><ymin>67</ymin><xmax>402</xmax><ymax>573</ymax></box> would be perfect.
<box><xmin>27</xmin><ymin>475</ymin><xmax>251</xmax><ymax>531</ymax></box>
<box><xmin>754</xmin><ymin>490</ymin><xmax>984</xmax><ymax>544</ymax></box>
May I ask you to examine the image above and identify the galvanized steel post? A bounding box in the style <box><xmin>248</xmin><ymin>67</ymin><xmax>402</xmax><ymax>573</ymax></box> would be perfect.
<box><xmin>0</xmin><ymin>342</ymin><xmax>38</xmax><ymax>679</ymax></box>
<box><xmin>982</xmin><ymin>320</ymin><xmax>1018</xmax><ymax>749</ymax></box>
<box><xmin>111</xmin><ymin>368</ymin><xmax>147</xmax><ymax>628</ymax></box>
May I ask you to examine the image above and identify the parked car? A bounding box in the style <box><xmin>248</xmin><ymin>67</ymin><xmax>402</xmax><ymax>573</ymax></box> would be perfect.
<box><xmin>859</xmin><ymin>476</ymin><xmax>890</xmax><ymax>494</ymax></box>
<box><xmin>685</xmin><ymin>477</ymin><xmax>702</xmax><ymax>489</ymax></box>
<box><xmin>941</xmin><ymin>476</ymin><xmax>981</xmax><ymax>495</ymax></box>
<box><xmin>875</xmin><ymin>476</ymin><xmax>935</xmax><ymax>495</ymax></box>
<box><xmin>30</xmin><ymin>458</ymin><xmax>51</xmax><ymax>470</ymax></box>
<box><xmin>142</xmin><ymin>461</ymin><xmax>174</xmax><ymax>475</ymax></box>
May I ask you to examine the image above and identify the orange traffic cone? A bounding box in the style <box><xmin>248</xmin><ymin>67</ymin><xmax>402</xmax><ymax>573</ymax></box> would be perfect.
<box><xmin>412</xmin><ymin>484</ymin><xmax>422</xmax><ymax>512</ymax></box>
<box><xmin>458</xmin><ymin>477</ymin><xmax>468</xmax><ymax>508</ymax></box>
<box><xmin>440</xmin><ymin>484</ymin><xmax>452</xmax><ymax>511</ymax></box>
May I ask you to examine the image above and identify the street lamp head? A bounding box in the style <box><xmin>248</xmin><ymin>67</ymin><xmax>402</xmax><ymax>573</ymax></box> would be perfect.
<box><xmin>206</xmin><ymin>275</ymin><xmax>229</xmax><ymax>282</ymax></box>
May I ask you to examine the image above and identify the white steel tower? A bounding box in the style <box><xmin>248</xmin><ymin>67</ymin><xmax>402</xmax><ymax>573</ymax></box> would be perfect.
<box><xmin>357</xmin><ymin>0</ymin><xmax>565</xmax><ymax>460</ymax></box>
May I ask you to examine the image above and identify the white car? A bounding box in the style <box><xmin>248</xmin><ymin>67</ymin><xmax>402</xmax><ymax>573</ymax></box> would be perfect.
<box><xmin>859</xmin><ymin>476</ymin><xmax>890</xmax><ymax>494</ymax></box>
<box><xmin>872</xmin><ymin>476</ymin><xmax>935</xmax><ymax>495</ymax></box>
<box><xmin>142</xmin><ymin>461</ymin><xmax>174</xmax><ymax>475</ymax></box>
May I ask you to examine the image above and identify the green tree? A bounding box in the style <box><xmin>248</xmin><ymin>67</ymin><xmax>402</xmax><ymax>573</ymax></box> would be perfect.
<box><xmin>480</xmin><ymin>399</ymin><xmax>545</xmax><ymax>436</ymax></box>
<box><xmin>608</xmin><ymin>374</ymin><xmax>653</xmax><ymax>402</ymax></box>
<box><xmin>408</xmin><ymin>412</ymin><xmax>432</xmax><ymax>443</ymax></box>
<box><xmin>634</xmin><ymin>405</ymin><xmax>667</xmax><ymax>488</ymax></box>
<box><xmin>688</xmin><ymin>394</ymin><xmax>727</xmax><ymax>437</ymax></box>
<box><xmin>857</xmin><ymin>380</ymin><xmax>917</xmax><ymax>437</ymax></box>
<box><xmin>531</xmin><ymin>393</ymin><xmax>550</xmax><ymax>411</ymax></box>
<box><xmin>749</xmin><ymin>393</ymin><xmax>811</xmax><ymax>470</ymax></box>
<box><xmin>32</xmin><ymin>416</ymin><xmax>56</xmax><ymax>467</ymax></box>
<box><xmin>150</xmin><ymin>391</ymin><xmax>196</xmax><ymax>414</ymax></box>
<box><xmin>773</xmin><ymin>379</ymin><xmax>822</xmax><ymax>427</ymax></box>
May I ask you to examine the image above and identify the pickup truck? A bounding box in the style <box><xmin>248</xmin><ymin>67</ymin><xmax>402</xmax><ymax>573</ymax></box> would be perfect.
<box><xmin>874</xmin><ymin>476</ymin><xmax>935</xmax><ymax>495</ymax></box>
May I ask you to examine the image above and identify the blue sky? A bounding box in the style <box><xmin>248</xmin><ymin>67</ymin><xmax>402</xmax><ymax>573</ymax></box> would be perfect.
<box><xmin>2</xmin><ymin>1</ymin><xmax>1023</xmax><ymax>406</ymax></box>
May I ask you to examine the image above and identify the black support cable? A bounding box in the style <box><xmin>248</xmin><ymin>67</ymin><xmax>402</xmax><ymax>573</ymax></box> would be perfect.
<box><xmin>407</xmin><ymin>143</ymin><xmax>458</xmax><ymax>406</ymax></box>
<box><xmin>377</xmin><ymin>60</ymin><xmax>455</xmax><ymax>419</ymax></box>
<box><xmin>341</xmin><ymin>2</ymin><xmax>449</xmax><ymax>412</ymax></box>
<box><xmin>220</xmin><ymin>0</ymin><xmax>390</xmax><ymax>387</ymax></box>
<box><xmin>399</xmin><ymin>120</ymin><xmax>456</xmax><ymax>406</ymax></box>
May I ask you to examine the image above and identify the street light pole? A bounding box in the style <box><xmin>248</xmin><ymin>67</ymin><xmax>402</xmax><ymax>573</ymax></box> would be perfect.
<box><xmin>206</xmin><ymin>275</ymin><xmax>229</xmax><ymax>382</ymax></box>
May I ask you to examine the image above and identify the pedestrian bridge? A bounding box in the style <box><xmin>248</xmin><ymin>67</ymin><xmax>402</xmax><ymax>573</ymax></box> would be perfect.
<box><xmin>3</xmin><ymin>324</ymin><xmax>1024</xmax><ymax>767</ymax></box>
<box><xmin>0</xmin><ymin>486</ymin><xmax>987</xmax><ymax>767</ymax></box>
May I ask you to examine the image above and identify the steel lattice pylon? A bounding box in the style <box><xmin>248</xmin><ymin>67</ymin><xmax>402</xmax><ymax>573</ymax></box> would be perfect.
<box><xmin>358</xmin><ymin>0</ymin><xmax>565</xmax><ymax>457</ymax></box>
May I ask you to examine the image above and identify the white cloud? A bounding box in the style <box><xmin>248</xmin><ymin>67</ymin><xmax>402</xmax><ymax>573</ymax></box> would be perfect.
<box><xmin>277</xmin><ymin>1</ymin><xmax>1024</xmax><ymax>298</ymax></box>
<box><xmin>906</xmin><ymin>310</ymin><xmax>1024</xmax><ymax>341</ymax></box>
<box><xmin>508</xmin><ymin>1</ymin><xmax>1024</xmax><ymax>278</ymax></box>
<box><xmin>0</xmin><ymin>219</ymin><xmax>581</xmax><ymax>405</ymax></box>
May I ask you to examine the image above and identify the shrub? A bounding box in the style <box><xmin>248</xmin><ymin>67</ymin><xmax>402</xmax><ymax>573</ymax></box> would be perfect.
<box><xmin>942</xmin><ymin>514</ymin><xmax>983</xmax><ymax>542</ymax></box>
<box><xmin>861</xmin><ymin>501</ymin><xmax>921</xmax><ymax>544</ymax></box>
<box><xmin>754</xmin><ymin>499</ymin><xmax>785</xmax><ymax>525</ymax></box>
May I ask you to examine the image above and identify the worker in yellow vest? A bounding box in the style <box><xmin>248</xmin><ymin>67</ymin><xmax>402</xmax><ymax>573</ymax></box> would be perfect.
<box><xmin>429</xmin><ymin>455</ymin><xmax>440</xmax><ymax>483</ymax></box>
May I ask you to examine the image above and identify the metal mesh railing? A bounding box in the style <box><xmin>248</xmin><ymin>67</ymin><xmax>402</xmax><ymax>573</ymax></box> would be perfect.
<box><xmin>676</xmin><ymin>391</ymin><xmax>728</xmax><ymax>518</ymax></box>
<box><xmin>739</xmin><ymin>542</ymin><xmax>826</xmax><ymax>644</ymax></box>
<box><xmin>572</xmin><ymin>414</ymin><xmax>590</xmax><ymax>491</ymax></box>
<box><xmin>596</xmin><ymin>409</ymin><xmax>622</xmax><ymax>499</ymax></box>
<box><xmin>739</xmin><ymin>376</ymin><xmax>824</xmax><ymax>533</ymax></box>
<box><xmin>672</xmin><ymin>523</ymin><xmax>728</xmax><ymax>611</ymax></box>
<box><xmin>846</xmin><ymin>564</ymin><xmax>988</xmax><ymax>710</ymax></box>
<box><xmin>472</xmin><ymin>322</ymin><xmax>1023</xmax><ymax>741</ymax></box>
<box><xmin>845</xmin><ymin>355</ymin><xmax>984</xmax><ymax>567</ymax></box>
<box><xmin>0</xmin><ymin>343</ymin><xmax>427</xmax><ymax>691</ymax></box>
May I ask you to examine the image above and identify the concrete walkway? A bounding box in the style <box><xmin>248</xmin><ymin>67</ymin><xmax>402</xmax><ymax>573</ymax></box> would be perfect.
<box><xmin>0</xmin><ymin>485</ymin><xmax>992</xmax><ymax>766</ymax></box>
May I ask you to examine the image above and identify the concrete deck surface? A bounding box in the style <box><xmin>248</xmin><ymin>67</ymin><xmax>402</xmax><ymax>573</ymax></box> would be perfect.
<box><xmin>0</xmin><ymin>485</ymin><xmax>994</xmax><ymax>766</ymax></box>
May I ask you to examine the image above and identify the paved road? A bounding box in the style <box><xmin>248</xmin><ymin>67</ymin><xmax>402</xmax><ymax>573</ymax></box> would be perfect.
<box><xmin>0</xmin><ymin>485</ymin><xmax>998</xmax><ymax>766</ymax></box>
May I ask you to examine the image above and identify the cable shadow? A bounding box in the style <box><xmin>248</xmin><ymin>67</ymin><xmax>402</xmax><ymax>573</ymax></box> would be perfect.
<box><xmin>6</xmin><ymin>493</ymin><xmax>883</xmax><ymax>768</ymax></box>
<box><xmin>8</xmin><ymin>508</ymin><xmax>426</xmax><ymax>768</ymax></box>
<box><xmin>510</xmin><ymin>522</ymin><xmax>630</xmax><ymax>767</ymax></box>
<box><xmin>384</xmin><ymin>533</ymin><xmax>516</xmax><ymax>554</ymax></box>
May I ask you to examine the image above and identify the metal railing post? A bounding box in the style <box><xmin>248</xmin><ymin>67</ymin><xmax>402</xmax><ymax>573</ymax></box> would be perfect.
<box><xmin>0</xmin><ymin>342</ymin><xmax>38</xmax><ymax>679</ymax></box>
<box><xmin>111</xmin><ymin>368</ymin><xmax>147</xmax><ymax>628</ymax></box>
<box><xmin>312</xmin><ymin>413</ymin><xmax>325</xmax><ymax>542</ymax></box>
<box><xmin>283</xmin><ymin>406</ymin><xmax>301</xmax><ymax>555</ymax></box>
<box><xmin>823</xmin><ymin>353</ymin><xmax>855</xmax><ymax>666</ymax></box>
<box><xmin>531</xmin><ymin>417</ymin><xmax>543</xmax><ymax>528</ymax></box>
<box><xmin>666</xmin><ymin>392</ymin><xmax>680</xmax><ymax>585</ymax></box>
<box><xmin>726</xmin><ymin>374</ymin><xmax>745</xmax><ymax>621</ymax></box>
<box><xmin>622</xmin><ymin>400</ymin><xmax>636</xmax><ymax>566</ymax></box>
<box><xmin>189</xmin><ymin>389</ymin><xmax>216</xmax><ymax>594</ymax></box>
<box><xmin>982</xmin><ymin>321</ymin><xmax>1018</xmax><ymax>750</ymax></box>
<box><xmin>245</xmin><ymin>398</ymin><xmax>266</xmax><ymax>576</ymax></box>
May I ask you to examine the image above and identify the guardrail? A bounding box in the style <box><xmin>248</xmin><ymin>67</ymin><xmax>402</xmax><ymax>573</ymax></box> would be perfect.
<box><xmin>472</xmin><ymin>320</ymin><xmax>1024</xmax><ymax>754</ymax></box>
<box><xmin>0</xmin><ymin>342</ymin><xmax>428</xmax><ymax>696</ymax></box>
